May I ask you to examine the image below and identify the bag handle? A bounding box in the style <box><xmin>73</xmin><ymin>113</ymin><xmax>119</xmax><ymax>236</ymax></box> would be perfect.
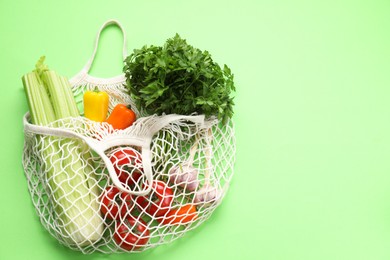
<box><xmin>82</xmin><ymin>19</ymin><xmax>128</xmax><ymax>74</ymax></box>
<box><xmin>23</xmin><ymin>113</ymin><xmax>205</xmax><ymax>196</ymax></box>
<box><xmin>23</xmin><ymin>113</ymin><xmax>152</xmax><ymax>195</ymax></box>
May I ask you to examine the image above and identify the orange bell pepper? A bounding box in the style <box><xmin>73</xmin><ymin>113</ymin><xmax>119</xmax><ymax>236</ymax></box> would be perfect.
<box><xmin>83</xmin><ymin>87</ymin><xmax>109</xmax><ymax>122</ymax></box>
<box><xmin>159</xmin><ymin>204</ymin><xmax>197</xmax><ymax>225</ymax></box>
<box><xmin>106</xmin><ymin>104</ymin><xmax>137</xmax><ymax>130</ymax></box>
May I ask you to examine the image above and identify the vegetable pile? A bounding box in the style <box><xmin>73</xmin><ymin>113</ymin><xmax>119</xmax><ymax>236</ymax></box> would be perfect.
<box><xmin>22</xmin><ymin>34</ymin><xmax>236</xmax><ymax>253</ymax></box>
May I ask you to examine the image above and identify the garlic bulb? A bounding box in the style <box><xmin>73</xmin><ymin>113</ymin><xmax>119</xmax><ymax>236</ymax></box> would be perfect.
<box><xmin>168</xmin><ymin>163</ymin><xmax>199</xmax><ymax>191</ymax></box>
<box><xmin>194</xmin><ymin>184</ymin><xmax>222</xmax><ymax>204</ymax></box>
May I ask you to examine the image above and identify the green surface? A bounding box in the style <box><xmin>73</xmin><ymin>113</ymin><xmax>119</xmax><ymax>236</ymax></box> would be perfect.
<box><xmin>2</xmin><ymin>0</ymin><xmax>390</xmax><ymax>259</ymax></box>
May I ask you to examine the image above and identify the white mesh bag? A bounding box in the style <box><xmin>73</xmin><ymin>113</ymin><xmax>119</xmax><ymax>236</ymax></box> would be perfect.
<box><xmin>22</xmin><ymin>20</ymin><xmax>236</xmax><ymax>254</ymax></box>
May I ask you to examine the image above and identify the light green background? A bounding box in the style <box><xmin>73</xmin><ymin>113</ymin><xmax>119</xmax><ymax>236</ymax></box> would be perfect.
<box><xmin>1</xmin><ymin>0</ymin><xmax>390</xmax><ymax>259</ymax></box>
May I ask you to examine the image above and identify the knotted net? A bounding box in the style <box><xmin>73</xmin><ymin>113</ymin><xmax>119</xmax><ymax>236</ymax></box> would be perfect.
<box><xmin>22</xmin><ymin>84</ymin><xmax>235</xmax><ymax>254</ymax></box>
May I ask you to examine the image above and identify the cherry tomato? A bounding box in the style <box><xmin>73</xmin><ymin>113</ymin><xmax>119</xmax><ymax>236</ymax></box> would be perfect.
<box><xmin>119</xmin><ymin>192</ymin><xmax>134</xmax><ymax>218</ymax></box>
<box><xmin>110</xmin><ymin>148</ymin><xmax>143</xmax><ymax>186</ymax></box>
<box><xmin>114</xmin><ymin>216</ymin><xmax>150</xmax><ymax>251</ymax></box>
<box><xmin>100</xmin><ymin>186</ymin><xmax>133</xmax><ymax>220</ymax></box>
<box><xmin>158</xmin><ymin>204</ymin><xmax>198</xmax><ymax>225</ymax></box>
<box><xmin>136</xmin><ymin>180</ymin><xmax>174</xmax><ymax>217</ymax></box>
<box><xmin>100</xmin><ymin>186</ymin><xmax>121</xmax><ymax>220</ymax></box>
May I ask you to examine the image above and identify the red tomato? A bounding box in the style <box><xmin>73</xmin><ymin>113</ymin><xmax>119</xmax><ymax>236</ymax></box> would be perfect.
<box><xmin>100</xmin><ymin>186</ymin><xmax>121</xmax><ymax>220</ymax></box>
<box><xmin>114</xmin><ymin>216</ymin><xmax>150</xmax><ymax>251</ymax></box>
<box><xmin>110</xmin><ymin>148</ymin><xmax>143</xmax><ymax>186</ymax></box>
<box><xmin>119</xmin><ymin>192</ymin><xmax>134</xmax><ymax>218</ymax></box>
<box><xmin>136</xmin><ymin>180</ymin><xmax>174</xmax><ymax>217</ymax></box>
<box><xmin>100</xmin><ymin>186</ymin><xmax>133</xmax><ymax>220</ymax></box>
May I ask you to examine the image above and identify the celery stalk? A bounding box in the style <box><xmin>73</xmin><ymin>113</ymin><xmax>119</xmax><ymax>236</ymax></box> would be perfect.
<box><xmin>59</xmin><ymin>75</ymin><xmax>102</xmax><ymax>208</ymax></box>
<box><xmin>23</xmin><ymin>57</ymin><xmax>103</xmax><ymax>246</ymax></box>
<box><xmin>59</xmin><ymin>75</ymin><xmax>80</xmax><ymax>117</ymax></box>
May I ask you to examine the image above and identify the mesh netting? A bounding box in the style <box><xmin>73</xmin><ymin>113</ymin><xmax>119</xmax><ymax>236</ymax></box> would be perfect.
<box><xmin>22</xmin><ymin>84</ymin><xmax>235</xmax><ymax>254</ymax></box>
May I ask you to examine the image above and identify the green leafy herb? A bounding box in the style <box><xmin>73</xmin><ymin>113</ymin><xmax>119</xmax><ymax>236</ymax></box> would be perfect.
<box><xmin>123</xmin><ymin>34</ymin><xmax>235</xmax><ymax>123</ymax></box>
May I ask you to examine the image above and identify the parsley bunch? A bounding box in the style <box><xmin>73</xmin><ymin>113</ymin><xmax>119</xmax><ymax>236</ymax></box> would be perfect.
<box><xmin>123</xmin><ymin>34</ymin><xmax>235</xmax><ymax>123</ymax></box>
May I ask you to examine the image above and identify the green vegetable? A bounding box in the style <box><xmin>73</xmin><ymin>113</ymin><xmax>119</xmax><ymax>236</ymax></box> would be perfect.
<box><xmin>22</xmin><ymin>57</ymin><xmax>103</xmax><ymax>246</ymax></box>
<box><xmin>124</xmin><ymin>34</ymin><xmax>235</xmax><ymax>123</ymax></box>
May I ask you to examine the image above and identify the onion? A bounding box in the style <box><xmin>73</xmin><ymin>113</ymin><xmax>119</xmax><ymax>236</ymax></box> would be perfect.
<box><xmin>168</xmin><ymin>138</ymin><xmax>200</xmax><ymax>191</ymax></box>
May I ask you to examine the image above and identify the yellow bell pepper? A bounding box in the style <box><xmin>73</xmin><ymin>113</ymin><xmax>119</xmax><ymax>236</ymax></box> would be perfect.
<box><xmin>83</xmin><ymin>87</ymin><xmax>109</xmax><ymax>122</ymax></box>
